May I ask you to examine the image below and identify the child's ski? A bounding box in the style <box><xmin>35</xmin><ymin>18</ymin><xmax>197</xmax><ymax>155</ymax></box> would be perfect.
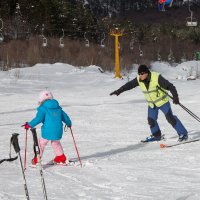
<box><xmin>160</xmin><ymin>138</ymin><xmax>200</xmax><ymax>148</ymax></box>
<box><xmin>31</xmin><ymin>128</ymin><xmax>48</xmax><ymax>200</ymax></box>
<box><xmin>42</xmin><ymin>159</ymin><xmax>79</xmax><ymax>169</ymax></box>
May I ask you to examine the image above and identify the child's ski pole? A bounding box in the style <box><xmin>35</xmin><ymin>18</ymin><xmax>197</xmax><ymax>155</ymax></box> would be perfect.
<box><xmin>30</xmin><ymin>128</ymin><xmax>48</xmax><ymax>200</ymax></box>
<box><xmin>24</xmin><ymin>129</ymin><xmax>28</xmax><ymax>171</ymax></box>
<box><xmin>11</xmin><ymin>133</ymin><xmax>30</xmax><ymax>200</ymax></box>
<box><xmin>69</xmin><ymin>127</ymin><xmax>82</xmax><ymax>168</ymax></box>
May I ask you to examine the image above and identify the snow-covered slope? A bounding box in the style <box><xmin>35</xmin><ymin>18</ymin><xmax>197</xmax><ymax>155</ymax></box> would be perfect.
<box><xmin>0</xmin><ymin>61</ymin><xmax>200</xmax><ymax>200</ymax></box>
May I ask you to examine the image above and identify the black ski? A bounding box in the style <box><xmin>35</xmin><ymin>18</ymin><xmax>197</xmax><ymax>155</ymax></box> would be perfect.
<box><xmin>11</xmin><ymin>133</ymin><xmax>30</xmax><ymax>200</ymax></box>
<box><xmin>160</xmin><ymin>138</ymin><xmax>200</xmax><ymax>148</ymax></box>
<box><xmin>31</xmin><ymin>128</ymin><xmax>48</xmax><ymax>200</ymax></box>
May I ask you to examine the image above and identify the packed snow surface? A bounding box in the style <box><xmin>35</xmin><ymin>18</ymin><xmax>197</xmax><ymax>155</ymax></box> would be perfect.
<box><xmin>0</xmin><ymin>61</ymin><xmax>200</xmax><ymax>200</ymax></box>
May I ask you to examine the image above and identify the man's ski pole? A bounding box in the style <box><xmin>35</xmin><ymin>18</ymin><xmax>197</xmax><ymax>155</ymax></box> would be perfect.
<box><xmin>10</xmin><ymin>133</ymin><xmax>30</xmax><ymax>200</ymax></box>
<box><xmin>30</xmin><ymin>128</ymin><xmax>48</xmax><ymax>200</ymax></box>
<box><xmin>69</xmin><ymin>127</ymin><xmax>82</xmax><ymax>168</ymax></box>
<box><xmin>24</xmin><ymin>129</ymin><xmax>28</xmax><ymax>171</ymax></box>
<box><xmin>157</xmin><ymin>86</ymin><xmax>200</xmax><ymax>123</ymax></box>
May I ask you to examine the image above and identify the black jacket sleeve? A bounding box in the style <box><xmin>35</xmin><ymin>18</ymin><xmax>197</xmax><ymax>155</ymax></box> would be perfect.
<box><xmin>117</xmin><ymin>77</ymin><xmax>139</xmax><ymax>94</ymax></box>
<box><xmin>158</xmin><ymin>75</ymin><xmax>178</xmax><ymax>98</ymax></box>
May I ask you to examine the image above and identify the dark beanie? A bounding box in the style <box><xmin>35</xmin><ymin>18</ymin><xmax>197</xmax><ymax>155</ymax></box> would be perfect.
<box><xmin>138</xmin><ymin>65</ymin><xmax>150</xmax><ymax>74</ymax></box>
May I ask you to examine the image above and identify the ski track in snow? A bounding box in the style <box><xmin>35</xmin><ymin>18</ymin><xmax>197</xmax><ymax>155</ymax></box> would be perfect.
<box><xmin>1</xmin><ymin>62</ymin><xmax>200</xmax><ymax>200</ymax></box>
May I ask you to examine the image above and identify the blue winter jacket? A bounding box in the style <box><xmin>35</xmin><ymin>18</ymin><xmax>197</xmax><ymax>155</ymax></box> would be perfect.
<box><xmin>29</xmin><ymin>99</ymin><xmax>72</xmax><ymax>140</ymax></box>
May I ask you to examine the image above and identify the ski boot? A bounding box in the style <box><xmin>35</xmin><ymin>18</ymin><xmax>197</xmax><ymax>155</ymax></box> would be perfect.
<box><xmin>53</xmin><ymin>154</ymin><xmax>67</xmax><ymax>165</ymax></box>
<box><xmin>31</xmin><ymin>157</ymin><xmax>38</xmax><ymax>167</ymax></box>
<box><xmin>178</xmin><ymin>134</ymin><xmax>188</xmax><ymax>142</ymax></box>
<box><xmin>141</xmin><ymin>135</ymin><xmax>164</xmax><ymax>143</ymax></box>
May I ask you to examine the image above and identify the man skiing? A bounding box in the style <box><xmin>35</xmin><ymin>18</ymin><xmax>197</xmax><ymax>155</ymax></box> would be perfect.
<box><xmin>110</xmin><ymin>64</ymin><xmax>188</xmax><ymax>142</ymax></box>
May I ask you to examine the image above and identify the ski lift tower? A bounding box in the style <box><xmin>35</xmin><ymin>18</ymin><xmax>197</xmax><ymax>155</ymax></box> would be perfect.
<box><xmin>110</xmin><ymin>27</ymin><xmax>124</xmax><ymax>78</ymax></box>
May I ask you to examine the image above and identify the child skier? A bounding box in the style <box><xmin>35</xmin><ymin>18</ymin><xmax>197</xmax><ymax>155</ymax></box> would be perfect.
<box><xmin>23</xmin><ymin>90</ymin><xmax>72</xmax><ymax>165</ymax></box>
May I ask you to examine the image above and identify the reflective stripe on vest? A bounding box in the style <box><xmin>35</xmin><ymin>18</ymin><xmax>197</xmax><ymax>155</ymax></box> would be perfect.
<box><xmin>137</xmin><ymin>72</ymin><xmax>169</xmax><ymax>108</ymax></box>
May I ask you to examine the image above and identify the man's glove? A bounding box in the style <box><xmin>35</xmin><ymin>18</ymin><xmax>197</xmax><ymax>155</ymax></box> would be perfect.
<box><xmin>173</xmin><ymin>96</ymin><xmax>179</xmax><ymax>104</ymax></box>
<box><xmin>22</xmin><ymin>122</ymin><xmax>31</xmax><ymax>130</ymax></box>
<box><xmin>110</xmin><ymin>90</ymin><xmax>121</xmax><ymax>96</ymax></box>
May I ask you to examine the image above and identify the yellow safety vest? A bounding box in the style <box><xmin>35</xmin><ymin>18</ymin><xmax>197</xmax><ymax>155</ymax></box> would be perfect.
<box><xmin>137</xmin><ymin>72</ymin><xmax>169</xmax><ymax>108</ymax></box>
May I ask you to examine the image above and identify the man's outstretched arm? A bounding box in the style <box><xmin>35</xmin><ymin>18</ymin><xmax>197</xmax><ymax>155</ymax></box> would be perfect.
<box><xmin>110</xmin><ymin>77</ymin><xmax>139</xmax><ymax>96</ymax></box>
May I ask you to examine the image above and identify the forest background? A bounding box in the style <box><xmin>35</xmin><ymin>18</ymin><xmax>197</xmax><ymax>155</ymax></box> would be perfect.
<box><xmin>0</xmin><ymin>0</ymin><xmax>200</xmax><ymax>71</ymax></box>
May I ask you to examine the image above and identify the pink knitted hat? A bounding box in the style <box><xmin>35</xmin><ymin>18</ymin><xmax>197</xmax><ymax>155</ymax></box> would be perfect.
<box><xmin>38</xmin><ymin>90</ymin><xmax>53</xmax><ymax>103</ymax></box>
